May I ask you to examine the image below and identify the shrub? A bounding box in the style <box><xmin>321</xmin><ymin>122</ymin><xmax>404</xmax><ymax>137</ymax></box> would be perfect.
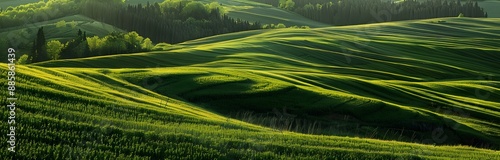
<box><xmin>16</xmin><ymin>54</ymin><xmax>30</xmax><ymax>64</ymax></box>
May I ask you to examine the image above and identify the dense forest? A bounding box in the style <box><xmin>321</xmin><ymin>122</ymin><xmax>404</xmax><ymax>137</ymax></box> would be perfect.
<box><xmin>0</xmin><ymin>0</ymin><xmax>261</xmax><ymax>44</ymax></box>
<box><xmin>252</xmin><ymin>0</ymin><xmax>488</xmax><ymax>25</ymax></box>
<box><xmin>0</xmin><ymin>0</ymin><xmax>262</xmax><ymax>63</ymax></box>
<box><xmin>80</xmin><ymin>0</ymin><xmax>261</xmax><ymax>44</ymax></box>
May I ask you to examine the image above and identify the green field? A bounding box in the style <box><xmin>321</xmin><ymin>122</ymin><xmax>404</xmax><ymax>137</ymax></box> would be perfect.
<box><xmin>2</xmin><ymin>17</ymin><xmax>499</xmax><ymax>159</ymax></box>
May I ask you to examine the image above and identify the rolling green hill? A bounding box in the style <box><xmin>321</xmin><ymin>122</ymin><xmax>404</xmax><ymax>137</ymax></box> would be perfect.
<box><xmin>208</xmin><ymin>0</ymin><xmax>330</xmax><ymax>27</ymax></box>
<box><xmin>2</xmin><ymin>17</ymin><xmax>500</xmax><ymax>159</ymax></box>
<box><xmin>125</xmin><ymin>0</ymin><xmax>329</xmax><ymax>27</ymax></box>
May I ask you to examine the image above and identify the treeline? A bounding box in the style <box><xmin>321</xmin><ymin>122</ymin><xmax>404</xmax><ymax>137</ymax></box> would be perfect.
<box><xmin>1</xmin><ymin>0</ymin><xmax>261</xmax><ymax>44</ymax></box>
<box><xmin>80</xmin><ymin>0</ymin><xmax>261</xmax><ymax>44</ymax></box>
<box><xmin>252</xmin><ymin>0</ymin><xmax>488</xmax><ymax>25</ymax></box>
<box><xmin>21</xmin><ymin>27</ymin><xmax>154</xmax><ymax>64</ymax></box>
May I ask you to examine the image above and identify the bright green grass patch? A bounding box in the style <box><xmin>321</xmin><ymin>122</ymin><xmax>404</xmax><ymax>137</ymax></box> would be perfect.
<box><xmin>1</xmin><ymin>64</ymin><xmax>500</xmax><ymax>159</ymax></box>
<box><xmin>35</xmin><ymin>18</ymin><xmax>500</xmax><ymax>149</ymax></box>
<box><xmin>8</xmin><ymin>17</ymin><xmax>500</xmax><ymax>158</ymax></box>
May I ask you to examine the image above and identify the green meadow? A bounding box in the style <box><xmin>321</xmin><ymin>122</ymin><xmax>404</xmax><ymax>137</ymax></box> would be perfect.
<box><xmin>2</xmin><ymin>17</ymin><xmax>499</xmax><ymax>159</ymax></box>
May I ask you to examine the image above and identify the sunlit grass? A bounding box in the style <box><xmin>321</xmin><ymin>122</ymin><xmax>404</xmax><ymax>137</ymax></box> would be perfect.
<box><xmin>3</xmin><ymin>17</ymin><xmax>500</xmax><ymax>159</ymax></box>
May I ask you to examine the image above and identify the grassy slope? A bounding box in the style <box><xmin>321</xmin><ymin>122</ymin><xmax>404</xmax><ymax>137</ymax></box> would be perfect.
<box><xmin>8</xmin><ymin>17</ymin><xmax>497</xmax><ymax>159</ymax></box>
<box><xmin>210</xmin><ymin>0</ymin><xmax>329</xmax><ymax>27</ymax></box>
<box><xmin>0</xmin><ymin>63</ymin><xmax>497</xmax><ymax>159</ymax></box>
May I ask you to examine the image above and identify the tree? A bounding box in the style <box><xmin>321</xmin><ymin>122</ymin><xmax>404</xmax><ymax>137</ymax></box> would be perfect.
<box><xmin>141</xmin><ymin>38</ymin><xmax>154</xmax><ymax>50</ymax></box>
<box><xmin>70</xmin><ymin>20</ymin><xmax>77</xmax><ymax>28</ymax></box>
<box><xmin>56</xmin><ymin>20</ymin><xmax>66</xmax><ymax>28</ymax></box>
<box><xmin>279</xmin><ymin>0</ymin><xmax>286</xmax><ymax>8</ymax></box>
<box><xmin>181</xmin><ymin>1</ymin><xmax>209</xmax><ymax>19</ymax></box>
<box><xmin>46</xmin><ymin>40</ymin><xmax>64</xmax><ymax>60</ymax></box>
<box><xmin>82</xmin><ymin>32</ymin><xmax>91</xmax><ymax>56</ymax></box>
<box><xmin>276</xmin><ymin>23</ymin><xmax>287</xmax><ymax>29</ymax></box>
<box><xmin>60</xmin><ymin>29</ymin><xmax>86</xmax><ymax>59</ymax></box>
<box><xmin>458</xmin><ymin>13</ymin><xmax>464</xmax><ymax>17</ymax></box>
<box><xmin>206</xmin><ymin>2</ymin><xmax>225</xmax><ymax>16</ymax></box>
<box><xmin>285</xmin><ymin>0</ymin><xmax>295</xmax><ymax>10</ymax></box>
<box><xmin>31</xmin><ymin>27</ymin><xmax>48</xmax><ymax>63</ymax></box>
<box><xmin>78</xmin><ymin>29</ymin><xmax>82</xmax><ymax>37</ymax></box>
<box><xmin>16</xmin><ymin>54</ymin><xmax>30</xmax><ymax>65</ymax></box>
<box><xmin>101</xmin><ymin>32</ymin><xmax>127</xmax><ymax>54</ymax></box>
<box><xmin>86</xmin><ymin>36</ymin><xmax>102</xmax><ymax>55</ymax></box>
<box><xmin>485</xmin><ymin>12</ymin><xmax>488</xmax><ymax>18</ymax></box>
<box><xmin>279</xmin><ymin>0</ymin><xmax>295</xmax><ymax>10</ymax></box>
<box><xmin>262</xmin><ymin>24</ymin><xmax>270</xmax><ymax>29</ymax></box>
<box><xmin>124</xmin><ymin>31</ymin><xmax>144</xmax><ymax>51</ymax></box>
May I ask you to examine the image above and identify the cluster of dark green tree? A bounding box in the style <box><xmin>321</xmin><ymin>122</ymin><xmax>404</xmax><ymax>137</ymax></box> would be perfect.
<box><xmin>80</xmin><ymin>0</ymin><xmax>261</xmax><ymax>44</ymax></box>
<box><xmin>24</xmin><ymin>27</ymin><xmax>154</xmax><ymax>64</ymax></box>
<box><xmin>262</xmin><ymin>23</ymin><xmax>310</xmax><ymax>29</ymax></box>
<box><xmin>251</xmin><ymin>0</ymin><xmax>488</xmax><ymax>25</ymax></box>
<box><xmin>1</xmin><ymin>0</ymin><xmax>260</xmax><ymax>44</ymax></box>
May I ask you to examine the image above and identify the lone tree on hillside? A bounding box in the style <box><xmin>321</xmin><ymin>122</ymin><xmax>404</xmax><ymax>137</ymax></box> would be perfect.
<box><xmin>31</xmin><ymin>27</ymin><xmax>48</xmax><ymax>63</ymax></box>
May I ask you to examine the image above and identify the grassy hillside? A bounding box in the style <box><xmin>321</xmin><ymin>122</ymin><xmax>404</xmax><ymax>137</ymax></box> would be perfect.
<box><xmin>210</xmin><ymin>0</ymin><xmax>329</xmax><ymax>27</ymax></box>
<box><xmin>2</xmin><ymin>65</ymin><xmax>499</xmax><ymax>159</ymax></box>
<box><xmin>7</xmin><ymin>17</ymin><xmax>496</xmax><ymax>159</ymax></box>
